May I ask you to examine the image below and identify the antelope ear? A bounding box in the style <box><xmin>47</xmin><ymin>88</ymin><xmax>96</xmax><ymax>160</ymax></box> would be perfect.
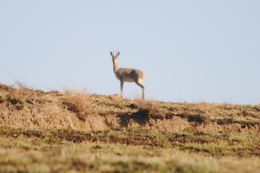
<box><xmin>110</xmin><ymin>51</ymin><xmax>113</xmax><ymax>56</ymax></box>
<box><xmin>117</xmin><ymin>52</ymin><xmax>120</xmax><ymax>56</ymax></box>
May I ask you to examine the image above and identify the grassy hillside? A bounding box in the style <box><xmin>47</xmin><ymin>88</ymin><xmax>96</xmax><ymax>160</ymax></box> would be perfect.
<box><xmin>0</xmin><ymin>83</ymin><xmax>259</xmax><ymax>173</ymax></box>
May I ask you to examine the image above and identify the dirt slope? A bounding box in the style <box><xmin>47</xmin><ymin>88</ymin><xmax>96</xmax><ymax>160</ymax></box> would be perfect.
<box><xmin>0</xmin><ymin>83</ymin><xmax>259</xmax><ymax>134</ymax></box>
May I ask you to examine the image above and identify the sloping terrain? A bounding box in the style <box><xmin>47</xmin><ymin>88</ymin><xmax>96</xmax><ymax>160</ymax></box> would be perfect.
<box><xmin>0</xmin><ymin>83</ymin><xmax>259</xmax><ymax>173</ymax></box>
<box><xmin>0</xmin><ymin>83</ymin><xmax>259</xmax><ymax>134</ymax></box>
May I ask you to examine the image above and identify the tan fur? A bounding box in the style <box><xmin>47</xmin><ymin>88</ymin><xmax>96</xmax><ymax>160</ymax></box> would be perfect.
<box><xmin>110</xmin><ymin>51</ymin><xmax>145</xmax><ymax>99</ymax></box>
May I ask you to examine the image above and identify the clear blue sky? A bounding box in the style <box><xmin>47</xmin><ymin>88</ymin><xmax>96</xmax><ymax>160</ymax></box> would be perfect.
<box><xmin>0</xmin><ymin>0</ymin><xmax>259</xmax><ymax>105</ymax></box>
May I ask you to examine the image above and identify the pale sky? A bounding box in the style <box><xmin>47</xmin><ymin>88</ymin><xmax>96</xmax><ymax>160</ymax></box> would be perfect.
<box><xmin>0</xmin><ymin>0</ymin><xmax>259</xmax><ymax>104</ymax></box>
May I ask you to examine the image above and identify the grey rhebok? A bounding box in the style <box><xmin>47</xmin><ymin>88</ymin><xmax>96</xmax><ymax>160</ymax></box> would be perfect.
<box><xmin>110</xmin><ymin>51</ymin><xmax>145</xmax><ymax>99</ymax></box>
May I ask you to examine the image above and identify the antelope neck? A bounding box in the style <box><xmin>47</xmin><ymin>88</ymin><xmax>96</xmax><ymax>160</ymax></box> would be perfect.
<box><xmin>113</xmin><ymin>60</ymin><xmax>119</xmax><ymax>72</ymax></box>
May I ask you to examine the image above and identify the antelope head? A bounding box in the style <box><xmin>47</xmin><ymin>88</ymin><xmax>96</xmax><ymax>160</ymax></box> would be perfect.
<box><xmin>110</xmin><ymin>51</ymin><xmax>120</xmax><ymax>61</ymax></box>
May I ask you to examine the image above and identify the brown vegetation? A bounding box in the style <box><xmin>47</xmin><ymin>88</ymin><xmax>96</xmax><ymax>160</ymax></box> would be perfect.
<box><xmin>0</xmin><ymin>83</ymin><xmax>260</xmax><ymax>172</ymax></box>
<box><xmin>62</xmin><ymin>89</ymin><xmax>96</xmax><ymax>121</ymax></box>
<box><xmin>0</xmin><ymin>83</ymin><xmax>259</xmax><ymax>134</ymax></box>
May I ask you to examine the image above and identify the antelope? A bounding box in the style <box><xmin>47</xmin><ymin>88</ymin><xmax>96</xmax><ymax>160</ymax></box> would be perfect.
<box><xmin>110</xmin><ymin>51</ymin><xmax>145</xmax><ymax>99</ymax></box>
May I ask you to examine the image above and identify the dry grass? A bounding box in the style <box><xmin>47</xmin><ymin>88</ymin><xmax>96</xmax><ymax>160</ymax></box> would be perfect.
<box><xmin>134</xmin><ymin>99</ymin><xmax>165</xmax><ymax>119</ymax></box>
<box><xmin>15</xmin><ymin>80</ymin><xmax>28</xmax><ymax>90</ymax></box>
<box><xmin>0</xmin><ymin>126</ymin><xmax>259</xmax><ymax>173</ymax></box>
<box><xmin>1</xmin><ymin>84</ymin><xmax>30</xmax><ymax>111</ymax></box>
<box><xmin>0</xmin><ymin>83</ymin><xmax>260</xmax><ymax>172</ymax></box>
<box><xmin>0</xmin><ymin>83</ymin><xmax>259</xmax><ymax>133</ymax></box>
<box><xmin>1</xmin><ymin>141</ymin><xmax>259</xmax><ymax>173</ymax></box>
<box><xmin>62</xmin><ymin>89</ymin><xmax>96</xmax><ymax>121</ymax></box>
<box><xmin>195</xmin><ymin>102</ymin><xmax>212</xmax><ymax>114</ymax></box>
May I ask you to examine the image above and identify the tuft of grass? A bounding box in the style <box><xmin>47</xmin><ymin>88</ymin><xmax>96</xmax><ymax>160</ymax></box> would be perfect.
<box><xmin>15</xmin><ymin>80</ymin><xmax>29</xmax><ymax>90</ymax></box>
<box><xmin>6</xmin><ymin>89</ymin><xmax>27</xmax><ymax>111</ymax></box>
<box><xmin>195</xmin><ymin>102</ymin><xmax>212</xmax><ymax>114</ymax></box>
<box><xmin>0</xmin><ymin>82</ymin><xmax>44</xmax><ymax>111</ymax></box>
<box><xmin>62</xmin><ymin>89</ymin><xmax>96</xmax><ymax>121</ymax></box>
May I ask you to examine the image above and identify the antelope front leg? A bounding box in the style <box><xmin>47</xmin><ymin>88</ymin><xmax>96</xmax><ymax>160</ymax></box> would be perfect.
<box><xmin>120</xmin><ymin>80</ymin><xmax>124</xmax><ymax>98</ymax></box>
